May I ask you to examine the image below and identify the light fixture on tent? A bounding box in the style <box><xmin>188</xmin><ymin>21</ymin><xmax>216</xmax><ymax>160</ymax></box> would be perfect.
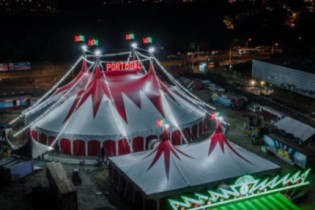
<box><xmin>94</xmin><ymin>49</ymin><xmax>101</xmax><ymax>56</ymax></box>
<box><xmin>81</xmin><ymin>45</ymin><xmax>88</xmax><ymax>52</ymax></box>
<box><xmin>125</xmin><ymin>33</ymin><xmax>135</xmax><ymax>41</ymax></box>
<box><xmin>148</xmin><ymin>47</ymin><xmax>155</xmax><ymax>54</ymax></box>
<box><xmin>156</xmin><ymin>119</ymin><xmax>169</xmax><ymax>129</ymax></box>
<box><xmin>74</xmin><ymin>34</ymin><xmax>85</xmax><ymax>42</ymax></box>
<box><xmin>131</xmin><ymin>42</ymin><xmax>138</xmax><ymax>49</ymax></box>
<box><xmin>210</xmin><ymin>112</ymin><xmax>220</xmax><ymax>120</ymax></box>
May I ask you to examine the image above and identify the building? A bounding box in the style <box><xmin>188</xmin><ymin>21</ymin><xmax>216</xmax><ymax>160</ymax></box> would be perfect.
<box><xmin>252</xmin><ymin>57</ymin><xmax>315</xmax><ymax>98</ymax></box>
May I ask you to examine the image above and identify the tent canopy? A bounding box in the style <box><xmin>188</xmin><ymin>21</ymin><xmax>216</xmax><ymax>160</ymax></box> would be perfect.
<box><xmin>26</xmin><ymin>58</ymin><xmax>206</xmax><ymax>142</ymax></box>
<box><xmin>109</xmin><ymin>122</ymin><xmax>280</xmax><ymax>198</ymax></box>
<box><xmin>274</xmin><ymin>116</ymin><xmax>315</xmax><ymax>142</ymax></box>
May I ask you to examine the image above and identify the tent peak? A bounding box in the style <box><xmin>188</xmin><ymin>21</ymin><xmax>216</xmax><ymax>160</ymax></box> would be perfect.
<box><xmin>93</xmin><ymin>65</ymin><xmax>103</xmax><ymax>79</ymax></box>
<box><xmin>144</xmin><ymin>135</ymin><xmax>192</xmax><ymax>179</ymax></box>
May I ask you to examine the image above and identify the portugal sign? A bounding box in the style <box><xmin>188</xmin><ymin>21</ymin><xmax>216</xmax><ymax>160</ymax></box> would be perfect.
<box><xmin>106</xmin><ymin>61</ymin><xmax>142</xmax><ymax>71</ymax></box>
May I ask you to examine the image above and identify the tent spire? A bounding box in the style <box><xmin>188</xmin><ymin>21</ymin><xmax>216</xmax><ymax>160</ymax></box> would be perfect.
<box><xmin>208</xmin><ymin>120</ymin><xmax>253</xmax><ymax>164</ymax></box>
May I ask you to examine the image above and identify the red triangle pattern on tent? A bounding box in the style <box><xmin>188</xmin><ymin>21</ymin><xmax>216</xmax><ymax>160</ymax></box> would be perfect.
<box><xmin>144</xmin><ymin>129</ymin><xmax>193</xmax><ymax>179</ymax></box>
<box><xmin>62</xmin><ymin>62</ymin><xmax>177</xmax><ymax>123</ymax></box>
<box><xmin>208</xmin><ymin>121</ymin><xmax>253</xmax><ymax>164</ymax></box>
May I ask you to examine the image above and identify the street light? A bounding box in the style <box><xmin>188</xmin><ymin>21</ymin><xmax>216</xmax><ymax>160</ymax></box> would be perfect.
<box><xmin>131</xmin><ymin>42</ymin><xmax>138</xmax><ymax>49</ymax></box>
<box><xmin>260</xmin><ymin>80</ymin><xmax>265</xmax><ymax>86</ymax></box>
<box><xmin>271</xmin><ymin>42</ymin><xmax>279</xmax><ymax>54</ymax></box>
<box><xmin>245</xmin><ymin>38</ymin><xmax>252</xmax><ymax>48</ymax></box>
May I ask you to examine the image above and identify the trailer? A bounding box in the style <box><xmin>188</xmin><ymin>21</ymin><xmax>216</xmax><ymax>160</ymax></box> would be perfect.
<box><xmin>212</xmin><ymin>92</ymin><xmax>247</xmax><ymax>109</ymax></box>
<box><xmin>0</xmin><ymin>95</ymin><xmax>31</xmax><ymax>111</ymax></box>
<box><xmin>46</xmin><ymin>162</ymin><xmax>77</xmax><ymax>210</ymax></box>
<box><xmin>263</xmin><ymin>133</ymin><xmax>315</xmax><ymax>169</ymax></box>
<box><xmin>0</xmin><ymin>156</ymin><xmax>33</xmax><ymax>182</ymax></box>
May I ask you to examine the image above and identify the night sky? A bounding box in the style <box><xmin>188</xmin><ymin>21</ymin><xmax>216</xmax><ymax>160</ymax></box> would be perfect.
<box><xmin>0</xmin><ymin>0</ymin><xmax>314</xmax><ymax>62</ymax></box>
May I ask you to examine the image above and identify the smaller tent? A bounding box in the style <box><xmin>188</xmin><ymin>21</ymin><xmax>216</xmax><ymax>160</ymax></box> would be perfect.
<box><xmin>274</xmin><ymin>116</ymin><xmax>315</xmax><ymax>142</ymax></box>
<box><xmin>109</xmin><ymin>121</ymin><xmax>280</xmax><ymax>210</ymax></box>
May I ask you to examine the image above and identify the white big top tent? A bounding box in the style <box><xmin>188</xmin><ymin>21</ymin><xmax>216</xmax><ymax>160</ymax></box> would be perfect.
<box><xmin>109</xmin><ymin>121</ymin><xmax>280</xmax><ymax>210</ymax></box>
<box><xmin>10</xmin><ymin>50</ymin><xmax>214</xmax><ymax>157</ymax></box>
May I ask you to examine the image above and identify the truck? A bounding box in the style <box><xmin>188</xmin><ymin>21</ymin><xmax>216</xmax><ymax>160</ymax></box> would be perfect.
<box><xmin>212</xmin><ymin>92</ymin><xmax>247</xmax><ymax>109</ymax></box>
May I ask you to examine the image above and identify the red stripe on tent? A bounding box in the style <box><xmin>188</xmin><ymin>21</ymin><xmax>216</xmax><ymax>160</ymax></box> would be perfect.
<box><xmin>88</xmin><ymin>140</ymin><xmax>100</xmax><ymax>156</ymax></box>
<box><xmin>60</xmin><ymin>138</ymin><xmax>71</xmax><ymax>154</ymax></box>
<box><xmin>118</xmin><ymin>138</ymin><xmax>131</xmax><ymax>155</ymax></box>
<box><xmin>104</xmin><ymin>140</ymin><xmax>116</xmax><ymax>156</ymax></box>
<box><xmin>132</xmin><ymin>137</ymin><xmax>144</xmax><ymax>152</ymax></box>
<box><xmin>31</xmin><ymin>130</ymin><xmax>38</xmax><ymax>140</ymax></box>
<box><xmin>171</xmin><ymin>130</ymin><xmax>181</xmax><ymax>145</ymax></box>
<box><xmin>73</xmin><ymin>139</ymin><xmax>85</xmax><ymax>156</ymax></box>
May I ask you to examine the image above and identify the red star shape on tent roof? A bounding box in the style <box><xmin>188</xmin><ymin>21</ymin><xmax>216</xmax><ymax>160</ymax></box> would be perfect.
<box><xmin>144</xmin><ymin>130</ymin><xmax>193</xmax><ymax>179</ymax></box>
<box><xmin>208</xmin><ymin>121</ymin><xmax>253</xmax><ymax>164</ymax></box>
<box><xmin>63</xmin><ymin>62</ymin><xmax>177</xmax><ymax>123</ymax></box>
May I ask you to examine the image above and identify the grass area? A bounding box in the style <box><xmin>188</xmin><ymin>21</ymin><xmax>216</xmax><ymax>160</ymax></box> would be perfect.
<box><xmin>299</xmin><ymin>202</ymin><xmax>315</xmax><ymax>210</ymax></box>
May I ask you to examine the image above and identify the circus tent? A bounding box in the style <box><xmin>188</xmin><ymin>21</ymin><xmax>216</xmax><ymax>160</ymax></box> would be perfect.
<box><xmin>14</xmin><ymin>50</ymin><xmax>212</xmax><ymax>157</ymax></box>
<box><xmin>109</xmin><ymin>121</ymin><xmax>280</xmax><ymax>210</ymax></box>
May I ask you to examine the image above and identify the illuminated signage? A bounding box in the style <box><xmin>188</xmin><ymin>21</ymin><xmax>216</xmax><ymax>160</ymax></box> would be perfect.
<box><xmin>88</xmin><ymin>39</ymin><xmax>99</xmax><ymax>46</ymax></box>
<box><xmin>126</xmin><ymin>33</ymin><xmax>135</xmax><ymax>41</ymax></box>
<box><xmin>142</xmin><ymin>36</ymin><xmax>153</xmax><ymax>44</ymax></box>
<box><xmin>74</xmin><ymin>35</ymin><xmax>85</xmax><ymax>42</ymax></box>
<box><xmin>168</xmin><ymin>169</ymin><xmax>311</xmax><ymax>210</ymax></box>
<box><xmin>106</xmin><ymin>61</ymin><xmax>142</xmax><ymax>71</ymax></box>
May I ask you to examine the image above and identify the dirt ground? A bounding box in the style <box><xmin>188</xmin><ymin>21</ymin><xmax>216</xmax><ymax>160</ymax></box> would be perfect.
<box><xmin>0</xmin><ymin>160</ymin><xmax>131</xmax><ymax>210</ymax></box>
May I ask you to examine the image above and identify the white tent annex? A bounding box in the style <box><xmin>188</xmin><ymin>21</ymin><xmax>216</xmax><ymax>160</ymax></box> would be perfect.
<box><xmin>274</xmin><ymin>116</ymin><xmax>315</xmax><ymax>142</ymax></box>
<box><xmin>109</xmin><ymin>121</ymin><xmax>280</xmax><ymax>210</ymax></box>
<box><xmin>12</xmin><ymin>50</ymin><xmax>214</xmax><ymax>157</ymax></box>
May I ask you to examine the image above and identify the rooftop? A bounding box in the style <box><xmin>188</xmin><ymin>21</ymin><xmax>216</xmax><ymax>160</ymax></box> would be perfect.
<box><xmin>257</xmin><ymin>55</ymin><xmax>315</xmax><ymax>74</ymax></box>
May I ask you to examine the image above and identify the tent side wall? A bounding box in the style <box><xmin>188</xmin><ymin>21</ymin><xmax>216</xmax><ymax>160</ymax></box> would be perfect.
<box><xmin>31</xmin><ymin>119</ymin><xmax>208</xmax><ymax>156</ymax></box>
<box><xmin>108</xmin><ymin>154</ymin><xmax>281</xmax><ymax>210</ymax></box>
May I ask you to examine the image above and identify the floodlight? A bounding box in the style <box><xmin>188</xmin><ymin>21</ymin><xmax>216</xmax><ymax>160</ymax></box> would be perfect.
<box><xmin>95</xmin><ymin>49</ymin><xmax>101</xmax><ymax>56</ymax></box>
<box><xmin>131</xmin><ymin>42</ymin><xmax>138</xmax><ymax>49</ymax></box>
<box><xmin>81</xmin><ymin>45</ymin><xmax>88</xmax><ymax>52</ymax></box>
<box><xmin>148</xmin><ymin>47</ymin><xmax>155</xmax><ymax>53</ymax></box>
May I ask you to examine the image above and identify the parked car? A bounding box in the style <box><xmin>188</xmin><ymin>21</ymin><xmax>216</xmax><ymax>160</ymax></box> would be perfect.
<box><xmin>247</xmin><ymin>104</ymin><xmax>261</xmax><ymax>113</ymax></box>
